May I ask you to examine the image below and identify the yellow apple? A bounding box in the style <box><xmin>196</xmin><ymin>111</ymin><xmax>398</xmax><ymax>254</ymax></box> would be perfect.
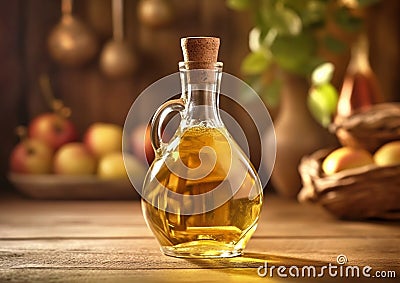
<box><xmin>322</xmin><ymin>147</ymin><xmax>374</xmax><ymax>175</ymax></box>
<box><xmin>54</xmin><ymin>143</ymin><xmax>97</xmax><ymax>175</ymax></box>
<box><xmin>84</xmin><ymin>123</ymin><xmax>123</xmax><ymax>158</ymax></box>
<box><xmin>97</xmin><ymin>152</ymin><xmax>145</xmax><ymax>179</ymax></box>
<box><xmin>373</xmin><ymin>141</ymin><xmax>400</xmax><ymax>166</ymax></box>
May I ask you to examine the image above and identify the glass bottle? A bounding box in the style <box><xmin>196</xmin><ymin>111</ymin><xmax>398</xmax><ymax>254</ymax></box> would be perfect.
<box><xmin>336</xmin><ymin>33</ymin><xmax>384</xmax><ymax>119</ymax></box>
<box><xmin>141</xmin><ymin>37</ymin><xmax>263</xmax><ymax>258</ymax></box>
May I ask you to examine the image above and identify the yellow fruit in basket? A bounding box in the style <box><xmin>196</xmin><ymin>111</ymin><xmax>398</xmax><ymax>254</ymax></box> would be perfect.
<box><xmin>54</xmin><ymin>142</ymin><xmax>97</xmax><ymax>175</ymax></box>
<box><xmin>84</xmin><ymin>123</ymin><xmax>123</xmax><ymax>158</ymax></box>
<box><xmin>98</xmin><ymin>152</ymin><xmax>145</xmax><ymax>180</ymax></box>
<box><xmin>98</xmin><ymin>152</ymin><xmax>126</xmax><ymax>179</ymax></box>
<box><xmin>373</xmin><ymin>141</ymin><xmax>400</xmax><ymax>166</ymax></box>
<box><xmin>322</xmin><ymin>147</ymin><xmax>374</xmax><ymax>175</ymax></box>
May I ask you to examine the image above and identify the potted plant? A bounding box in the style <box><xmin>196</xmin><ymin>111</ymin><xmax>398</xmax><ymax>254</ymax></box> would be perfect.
<box><xmin>227</xmin><ymin>0</ymin><xmax>380</xmax><ymax>197</ymax></box>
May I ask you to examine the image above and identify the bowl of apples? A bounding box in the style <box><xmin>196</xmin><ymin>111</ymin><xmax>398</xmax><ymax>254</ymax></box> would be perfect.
<box><xmin>298</xmin><ymin>142</ymin><xmax>400</xmax><ymax>220</ymax></box>
<box><xmin>9</xmin><ymin>112</ymin><xmax>147</xmax><ymax>200</ymax></box>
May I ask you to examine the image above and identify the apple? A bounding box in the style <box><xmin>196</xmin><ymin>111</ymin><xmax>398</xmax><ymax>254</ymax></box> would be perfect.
<box><xmin>130</xmin><ymin>124</ymin><xmax>155</xmax><ymax>164</ymax></box>
<box><xmin>373</xmin><ymin>141</ymin><xmax>400</xmax><ymax>166</ymax></box>
<box><xmin>53</xmin><ymin>142</ymin><xmax>97</xmax><ymax>175</ymax></box>
<box><xmin>98</xmin><ymin>152</ymin><xmax>145</xmax><ymax>180</ymax></box>
<box><xmin>84</xmin><ymin>123</ymin><xmax>122</xmax><ymax>158</ymax></box>
<box><xmin>322</xmin><ymin>147</ymin><xmax>374</xmax><ymax>175</ymax></box>
<box><xmin>9</xmin><ymin>139</ymin><xmax>53</xmax><ymax>174</ymax></box>
<box><xmin>28</xmin><ymin>113</ymin><xmax>78</xmax><ymax>150</ymax></box>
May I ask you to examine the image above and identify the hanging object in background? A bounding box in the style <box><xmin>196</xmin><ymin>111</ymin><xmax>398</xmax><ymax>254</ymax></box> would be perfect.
<box><xmin>335</xmin><ymin>34</ymin><xmax>384</xmax><ymax>120</ymax></box>
<box><xmin>100</xmin><ymin>0</ymin><xmax>137</xmax><ymax>78</ymax></box>
<box><xmin>48</xmin><ymin>0</ymin><xmax>99</xmax><ymax>67</ymax></box>
<box><xmin>137</xmin><ymin>0</ymin><xmax>173</xmax><ymax>28</ymax></box>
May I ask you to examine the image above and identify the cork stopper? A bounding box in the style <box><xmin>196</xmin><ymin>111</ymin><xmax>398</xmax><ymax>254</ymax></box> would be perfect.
<box><xmin>181</xmin><ymin>37</ymin><xmax>220</xmax><ymax>69</ymax></box>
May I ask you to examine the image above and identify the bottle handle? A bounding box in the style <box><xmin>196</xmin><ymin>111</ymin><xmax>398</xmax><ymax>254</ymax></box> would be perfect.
<box><xmin>150</xmin><ymin>98</ymin><xmax>185</xmax><ymax>152</ymax></box>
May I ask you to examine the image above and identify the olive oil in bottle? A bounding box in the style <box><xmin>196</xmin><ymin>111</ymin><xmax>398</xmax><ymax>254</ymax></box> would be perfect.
<box><xmin>142</xmin><ymin>37</ymin><xmax>263</xmax><ymax>258</ymax></box>
<box><xmin>142</xmin><ymin>126</ymin><xmax>262</xmax><ymax>258</ymax></box>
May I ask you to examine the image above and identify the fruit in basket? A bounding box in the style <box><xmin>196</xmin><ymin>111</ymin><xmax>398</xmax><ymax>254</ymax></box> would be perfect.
<box><xmin>84</xmin><ymin>123</ymin><xmax>123</xmax><ymax>158</ymax></box>
<box><xmin>98</xmin><ymin>152</ymin><xmax>145</xmax><ymax>179</ymax></box>
<box><xmin>54</xmin><ymin>142</ymin><xmax>97</xmax><ymax>175</ymax></box>
<box><xmin>98</xmin><ymin>152</ymin><xmax>126</xmax><ymax>179</ymax></box>
<box><xmin>9</xmin><ymin>139</ymin><xmax>53</xmax><ymax>174</ymax></box>
<box><xmin>130</xmin><ymin>124</ymin><xmax>154</xmax><ymax>164</ymax></box>
<box><xmin>322</xmin><ymin>147</ymin><xmax>374</xmax><ymax>175</ymax></box>
<box><xmin>373</xmin><ymin>141</ymin><xmax>400</xmax><ymax>166</ymax></box>
<box><xmin>28</xmin><ymin>113</ymin><xmax>78</xmax><ymax>150</ymax></box>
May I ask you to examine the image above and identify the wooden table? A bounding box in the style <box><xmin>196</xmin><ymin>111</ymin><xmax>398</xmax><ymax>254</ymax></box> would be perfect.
<box><xmin>0</xmin><ymin>193</ymin><xmax>399</xmax><ymax>282</ymax></box>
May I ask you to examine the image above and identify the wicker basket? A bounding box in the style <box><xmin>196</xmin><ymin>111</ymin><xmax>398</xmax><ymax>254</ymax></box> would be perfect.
<box><xmin>331</xmin><ymin>103</ymin><xmax>400</xmax><ymax>152</ymax></box>
<box><xmin>298</xmin><ymin>148</ymin><xmax>400</xmax><ymax>220</ymax></box>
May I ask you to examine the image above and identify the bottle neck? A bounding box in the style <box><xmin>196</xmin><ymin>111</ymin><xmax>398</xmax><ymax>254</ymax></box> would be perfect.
<box><xmin>349</xmin><ymin>34</ymin><xmax>371</xmax><ymax>74</ymax></box>
<box><xmin>179</xmin><ymin>64</ymin><xmax>223</xmax><ymax>129</ymax></box>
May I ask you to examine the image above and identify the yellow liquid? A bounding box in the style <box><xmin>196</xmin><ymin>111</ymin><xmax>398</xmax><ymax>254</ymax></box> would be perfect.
<box><xmin>142</xmin><ymin>126</ymin><xmax>263</xmax><ymax>258</ymax></box>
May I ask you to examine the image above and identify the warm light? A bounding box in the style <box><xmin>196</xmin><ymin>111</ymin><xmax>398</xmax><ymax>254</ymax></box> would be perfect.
<box><xmin>58</xmin><ymin>33</ymin><xmax>75</xmax><ymax>51</ymax></box>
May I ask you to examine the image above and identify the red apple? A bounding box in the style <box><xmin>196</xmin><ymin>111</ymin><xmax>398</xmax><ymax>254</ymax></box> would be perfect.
<box><xmin>28</xmin><ymin>113</ymin><xmax>78</xmax><ymax>150</ymax></box>
<box><xmin>130</xmin><ymin>124</ymin><xmax>155</xmax><ymax>164</ymax></box>
<box><xmin>53</xmin><ymin>142</ymin><xmax>97</xmax><ymax>175</ymax></box>
<box><xmin>9</xmin><ymin>139</ymin><xmax>53</xmax><ymax>174</ymax></box>
<box><xmin>84</xmin><ymin>123</ymin><xmax>123</xmax><ymax>158</ymax></box>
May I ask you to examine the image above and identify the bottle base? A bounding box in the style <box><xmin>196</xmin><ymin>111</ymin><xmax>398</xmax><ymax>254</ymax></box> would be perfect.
<box><xmin>161</xmin><ymin>240</ymin><xmax>243</xmax><ymax>258</ymax></box>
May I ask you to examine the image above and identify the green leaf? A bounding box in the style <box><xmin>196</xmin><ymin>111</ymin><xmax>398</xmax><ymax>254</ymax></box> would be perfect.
<box><xmin>282</xmin><ymin>0</ymin><xmax>310</xmax><ymax>13</ymax></box>
<box><xmin>308</xmin><ymin>83</ymin><xmax>338</xmax><ymax>127</ymax></box>
<box><xmin>263</xmin><ymin>28</ymin><xmax>278</xmax><ymax>47</ymax></box>
<box><xmin>334</xmin><ymin>8</ymin><xmax>363</xmax><ymax>32</ymax></box>
<box><xmin>307</xmin><ymin>57</ymin><xmax>326</xmax><ymax>75</ymax></box>
<box><xmin>249</xmin><ymin>27</ymin><xmax>262</xmax><ymax>52</ymax></box>
<box><xmin>323</xmin><ymin>35</ymin><xmax>347</xmax><ymax>53</ymax></box>
<box><xmin>226</xmin><ymin>0</ymin><xmax>251</xmax><ymax>10</ymax></box>
<box><xmin>312</xmin><ymin>62</ymin><xmax>335</xmax><ymax>85</ymax></box>
<box><xmin>356</xmin><ymin>0</ymin><xmax>380</xmax><ymax>7</ymax></box>
<box><xmin>261</xmin><ymin>80</ymin><xmax>281</xmax><ymax>107</ymax></box>
<box><xmin>246</xmin><ymin>75</ymin><xmax>281</xmax><ymax>108</ymax></box>
<box><xmin>287</xmin><ymin>0</ymin><xmax>326</xmax><ymax>27</ymax></box>
<box><xmin>262</xmin><ymin>3</ymin><xmax>302</xmax><ymax>36</ymax></box>
<box><xmin>270</xmin><ymin>33</ymin><xmax>316</xmax><ymax>75</ymax></box>
<box><xmin>241</xmin><ymin>51</ymin><xmax>272</xmax><ymax>75</ymax></box>
<box><xmin>254</xmin><ymin>9</ymin><xmax>264</xmax><ymax>27</ymax></box>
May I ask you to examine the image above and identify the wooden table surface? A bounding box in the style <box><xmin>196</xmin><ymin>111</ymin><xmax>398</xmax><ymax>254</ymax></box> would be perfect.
<box><xmin>0</xmin><ymin>193</ymin><xmax>399</xmax><ymax>282</ymax></box>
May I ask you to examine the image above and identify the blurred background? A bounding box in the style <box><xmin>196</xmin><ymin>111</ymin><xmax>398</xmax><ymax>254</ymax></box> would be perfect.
<box><xmin>0</xmin><ymin>0</ymin><xmax>399</xmax><ymax>196</ymax></box>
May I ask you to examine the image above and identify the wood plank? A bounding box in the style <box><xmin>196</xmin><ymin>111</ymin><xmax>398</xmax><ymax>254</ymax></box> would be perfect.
<box><xmin>0</xmin><ymin>238</ymin><xmax>398</xmax><ymax>282</ymax></box>
<box><xmin>0</xmin><ymin>269</ymin><xmax>346</xmax><ymax>283</ymax></box>
<box><xmin>0</xmin><ymin>196</ymin><xmax>399</xmax><ymax>282</ymax></box>
<box><xmin>0</xmin><ymin>238</ymin><xmax>398</xmax><ymax>271</ymax></box>
<box><xmin>4</xmin><ymin>268</ymin><xmax>397</xmax><ymax>283</ymax></box>
<box><xmin>1</xmin><ymin>196</ymin><xmax>399</xmax><ymax>239</ymax></box>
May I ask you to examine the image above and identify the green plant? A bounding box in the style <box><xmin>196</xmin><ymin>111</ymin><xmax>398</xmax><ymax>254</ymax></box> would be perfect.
<box><xmin>227</xmin><ymin>0</ymin><xmax>379</xmax><ymax>126</ymax></box>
